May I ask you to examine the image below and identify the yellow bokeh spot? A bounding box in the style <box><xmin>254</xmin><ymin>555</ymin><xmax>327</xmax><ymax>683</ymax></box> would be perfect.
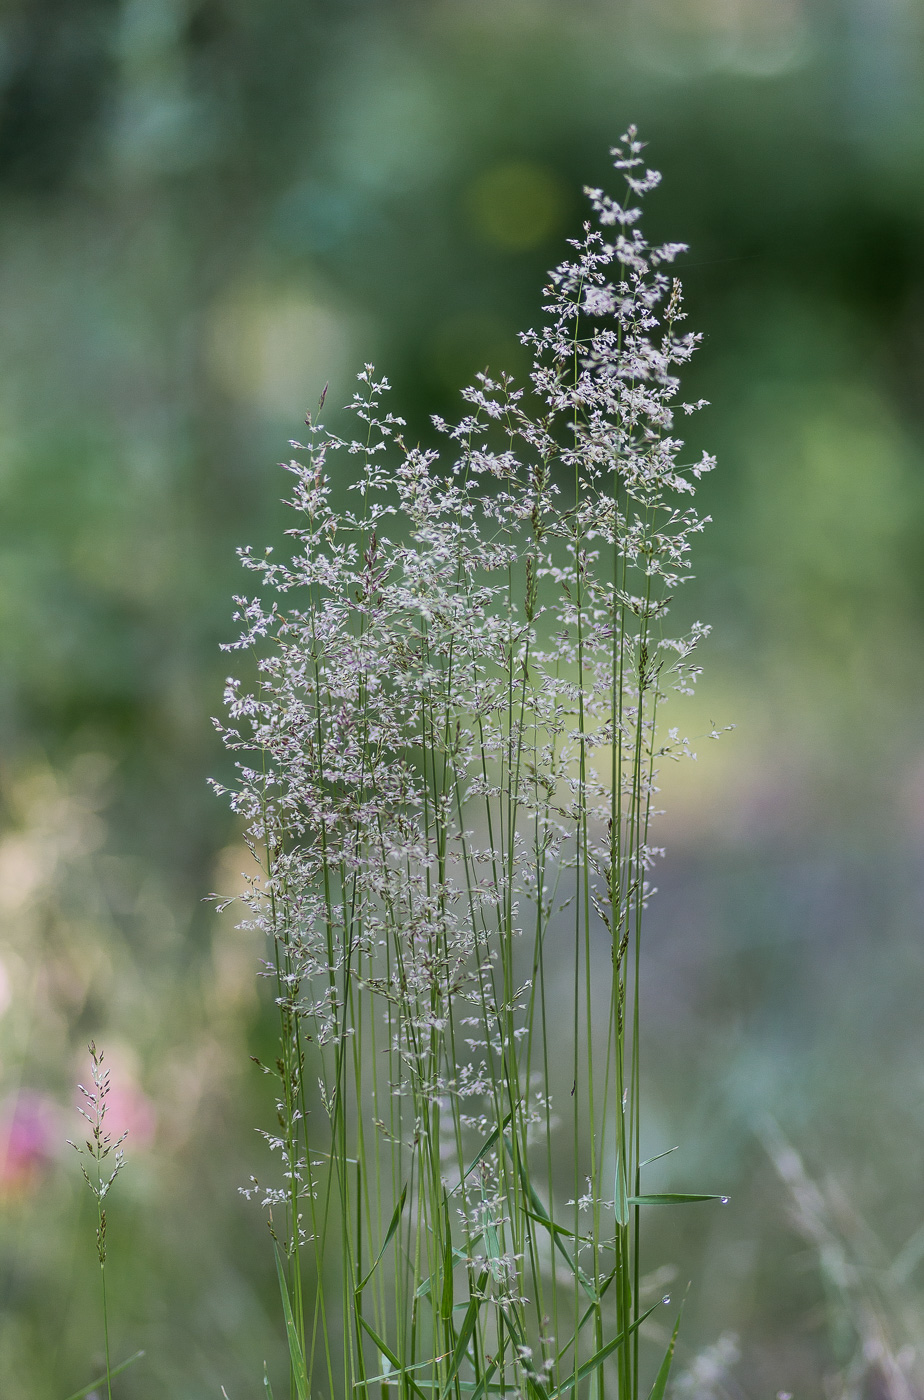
<box><xmin>206</xmin><ymin>281</ymin><xmax>354</xmax><ymax>418</ymax></box>
<box><xmin>465</xmin><ymin>161</ymin><xmax>566</xmax><ymax>251</ymax></box>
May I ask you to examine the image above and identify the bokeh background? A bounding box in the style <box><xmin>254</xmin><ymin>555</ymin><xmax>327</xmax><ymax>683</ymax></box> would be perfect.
<box><xmin>2</xmin><ymin>0</ymin><xmax>924</xmax><ymax>1396</ymax></box>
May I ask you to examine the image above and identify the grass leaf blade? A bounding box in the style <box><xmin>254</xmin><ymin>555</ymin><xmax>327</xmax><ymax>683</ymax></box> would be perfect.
<box><xmin>467</xmin><ymin>1353</ymin><xmax>500</xmax><ymax>1400</ymax></box>
<box><xmin>628</xmin><ymin>1194</ymin><xmax>727</xmax><ymax>1205</ymax></box>
<box><xmin>549</xmin><ymin>1300</ymin><xmax>661</xmax><ymax>1398</ymax></box>
<box><xmin>354</xmin><ymin>1311</ymin><xmax>430</xmax><ymax>1400</ymax></box>
<box><xmin>504</xmin><ymin>1141</ymin><xmax>596</xmax><ymax>1301</ymax></box>
<box><xmin>451</xmin><ymin>1112</ymin><xmax>513</xmax><ymax>1195</ymax></box>
<box><xmin>440</xmin><ymin>1281</ymin><xmax>486</xmax><ymax>1399</ymax></box>
<box><xmin>274</xmin><ymin>1245</ymin><xmax>310</xmax><ymax>1400</ymax></box>
<box><xmin>646</xmin><ymin>1306</ymin><xmax>683</xmax><ymax>1400</ymax></box>
<box><xmin>64</xmin><ymin>1351</ymin><xmax>145</xmax><ymax>1400</ymax></box>
<box><xmin>356</xmin><ymin>1183</ymin><xmax>407</xmax><ymax>1293</ymax></box>
<box><xmin>416</xmin><ymin>1234</ymin><xmax>483</xmax><ymax>1299</ymax></box>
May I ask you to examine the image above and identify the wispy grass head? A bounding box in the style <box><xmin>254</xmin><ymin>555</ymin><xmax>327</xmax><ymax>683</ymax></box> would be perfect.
<box><xmin>69</xmin><ymin>1041</ymin><xmax>127</xmax><ymax>1266</ymax></box>
<box><xmin>69</xmin><ymin>1041</ymin><xmax>134</xmax><ymax>1400</ymax></box>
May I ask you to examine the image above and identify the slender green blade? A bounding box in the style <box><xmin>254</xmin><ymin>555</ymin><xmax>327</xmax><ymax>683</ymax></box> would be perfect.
<box><xmin>483</xmin><ymin>1201</ymin><xmax>504</xmax><ymax>1284</ymax></box>
<box><xmin>451</xmin><ymin>1112</ymin><xmax>513</xmax><ymax>1195</ymax></box>
<box><xmin>628</xmin><ymin>1194</ymin><xmax>726</xmax><ymax>1205</ymax></box>
<box><xmin>503</xmin><ymin>1138</ymin><xmax>596</xmax><ymax>1301</ymax></box>
<box><xmin>64</xmin><ymin>1351</ymin><xmax>145</xmax><ymax>1400</ymax></box>
<box><xmin>549</xmin><ymin>1300</ymin><xmax>660</xmax><ymax>1398</ymax></box>
<box><xmin>560</xmin><ymin>1264</ymin><xmax>621</xmax><ymax>1357</ymax></box>
<box><xmin>647</xmin><ymin>1306</ymin><xmax>683</xmax><ymax>1400</ymax></box>
<box><xmin>639</xmin><ymin>1147</ymin><xmax>679</xmax><ymax>1169</ymax></box>
<box><xmin>354</xmin><ymin>1311</ymin><xmax>429</xmax><ymax>1400</ymax></box>
<box><xmin>499</xmin><ymin>1308</ymin><xmax>550</xmax><ymax>1400</ymax></box>
<box><xmin>360</xmin><ymin>1357</ymin><xmax>448</xmax><ymax>1386</ymax></box>
<box><xmin>263</xmin><ymin>1361</ymin><xmax>276</xmax><ymax>1399</ymax></box>
<box><xmin>614</xmin><ymin>1154</ymin><xmax>629</xmax><ymax>1227</ymax></box>
<box><xmin>274</xmin><ymin>1245</ymin><xmax>310</xmax><ymax>1400</ymax></box>
<box><xmin>363</xmin><ymin>1385</ymin><xmax>510</xmax><ymax>1394</ymax></box>
<box><xmin>355</xmin><ymin>1312</ymin><xmax>401</xmax><ymax>1371</ymax></box>
<box><xmin>440</xmin><ymin>1279</ymin><xmax>486</xmax><ymax>1399</ymax></box>
<box><xmin>356</xmin><ymin>1183</ymin><xmax>407</xmax><ymax>1292</ymax></box>
<box><xmin>522</xmin><ymin>1208</ymin><xmax>592</xmax><ymax>1244</ymax></box>
<box><xmin>374</xmin><ymin>1361</ymin><xmax>502</xmax><ymax>1395</ymax></box>
<box><xmin>440</xmin><ymin>1193</ymin><xmax>456</xmax><ymax>1323</ymax></box>
<box><xmin>416</xmin><ymin>1233</ymin><xmax>483</xmax><ymax>1298</ymax></box>
<box><xmin>467</xmin><ymin>1350</ymin><xmax>500</xmax><ymax>1400</ymax></box>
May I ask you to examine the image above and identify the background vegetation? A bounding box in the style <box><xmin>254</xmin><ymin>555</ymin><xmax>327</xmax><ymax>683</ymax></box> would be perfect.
<box><xmin>1</xmin><ymin>1</ymin><xmax>923</xmax><ymax>1396</ymax></box>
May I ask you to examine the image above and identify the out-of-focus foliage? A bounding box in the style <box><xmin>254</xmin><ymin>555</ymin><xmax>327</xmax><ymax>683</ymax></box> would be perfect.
<box><xmin>1</xmin><ymin>1</ymin><xmax>924</xmax><ymax>1396</ymax></box>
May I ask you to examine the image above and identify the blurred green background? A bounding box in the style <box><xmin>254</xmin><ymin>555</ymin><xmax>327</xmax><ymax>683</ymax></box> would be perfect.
<box><xmin>2</xmin><ymin>0</ymin><xmax>924</xmax><ymax>1395</ymax></box>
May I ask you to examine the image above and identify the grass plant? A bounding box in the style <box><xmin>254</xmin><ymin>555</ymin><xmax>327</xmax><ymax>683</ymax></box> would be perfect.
<box><xmin>215</xmin><ymin>128</ymin><xmax>724</xmax><ymax>1400</ymax></box>
<box><xmin>67</xmin><ymin>1043</ymin><xmax>141</xmax><ymax>1400</ymax></box>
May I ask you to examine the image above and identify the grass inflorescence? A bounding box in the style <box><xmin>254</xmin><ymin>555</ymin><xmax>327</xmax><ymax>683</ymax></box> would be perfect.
<box><xmin>214</xmin><ymin>127</ymin><xmax>721</xmax><ymax>1400</ymax></box>
<box><xmin>68</xmin><ymin>1043</ymin><xmax>140</xmax><ymax>1400</ymax></box>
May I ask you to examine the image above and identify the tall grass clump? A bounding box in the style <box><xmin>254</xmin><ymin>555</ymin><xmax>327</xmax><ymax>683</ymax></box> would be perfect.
<box><xmin>215</xmin><ymin>127</ymin><xmax>722</xmax><ymax>1400</ymax></box>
